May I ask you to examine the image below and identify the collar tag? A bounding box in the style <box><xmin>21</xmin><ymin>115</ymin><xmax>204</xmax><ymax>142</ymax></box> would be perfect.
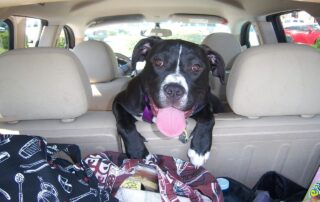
<box><xmin>178</xmin><ymin>129</ymin><xmax>189</xmax><ymax>144</ymax></box>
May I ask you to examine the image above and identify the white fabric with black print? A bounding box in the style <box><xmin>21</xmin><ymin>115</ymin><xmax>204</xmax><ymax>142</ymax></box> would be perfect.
<box><xmin>0</xmin><ymin>134</ymin><xmax>117</xmax><ymax>202</ymax></box>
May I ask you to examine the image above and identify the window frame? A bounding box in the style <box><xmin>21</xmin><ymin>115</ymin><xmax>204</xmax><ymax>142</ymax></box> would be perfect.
<box><xmin>21</xmin><ymin>16</ymin><xmax>48</xmax><ymax>48</ymax></box>
<box><xmin>35</xmin><ymin>19</ymin><xmax>48</xmax><ymax>47</ymax></box>
<box><xmin>2</xmin><ymin>19</ymin><xmax>14</xmax><ymax>50</ymax></box>
<box><xmin>58</xmin><ymin>25</ymin><xmax>75</xmax><ymax>49</ymax></box>
<box><xmin>266</xmin><ymin>10</ymin><xmax>301</xmax><ymax>43</ymax></box>
<box><xmin>240</xmin><ymin>21</ymin><xmax>260</xmax><ymax>48</ymax></box>
<box><xmin>240</xmin><ymin>21</ymin><xmax>251</xmax><ymax>47</ymax></box>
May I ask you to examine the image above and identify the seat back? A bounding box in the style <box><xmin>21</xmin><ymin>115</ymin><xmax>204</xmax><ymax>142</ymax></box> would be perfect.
<box><xmin>203</xmin><ymin>44</ymin><xmax>320</xmax><ymax>188</ymax></box>
<box><xmin>202</xmin><ymin>33</ymin><xmax>242</xmax><ymax>104</ymax></box>
<box><xmin>0</xmin><ymin>48</ymin><xmax>120</xmax><ymax>156</ymax></box>
<box><xmin>227</xmin><ymin>43</ymin><xmax>320</xmax><ymax>117</ymax></box>
<box><xmin>73</xmin><ymin>40</ymin><xmax>130</xmax><ymax>111</ymax></box>
<box><xmin>0</xmin><ymin>48</ymin><xmax>91</xmax><ymax>122</ymax></box>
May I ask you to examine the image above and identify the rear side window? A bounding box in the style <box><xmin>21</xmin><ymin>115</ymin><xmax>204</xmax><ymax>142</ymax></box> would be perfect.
<box><xmin>0</xmin><ymin>20</ymin><xmax>11</xmax><ymax>54</ymax></box>
<box><xmin>56</xmin><ymin>29</ymin><xmax>66</xmax><ymax>48</ymax></box>
<box><xmin>279</xmin><ymin>11</ymin><xmax>320</xmax><ymax>49</ymax></box>
<box><xmin>240</xmin><ymin>22</ymin><xmax>260</xmax><ymax>48</ymax></box>
<box><xmin>25</xmin><ymin>17</ymin><xmax>43</xmax><ymax>48</ymax></box>
<box><xmin>248</xmin><ymin>25</ymin><xmax>260</xmax><ymax>47</ymax></box>
<box><xmin>56</xmin><ymin>25</ymin><xmax>75</xmax><ymax>49</ymax></box>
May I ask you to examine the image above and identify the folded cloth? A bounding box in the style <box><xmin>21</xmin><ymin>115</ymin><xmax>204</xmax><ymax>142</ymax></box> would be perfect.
<box><xmin>84</xmin><ymin>151</ymin><xmax>223</xmax><ymax>202</ymax></box>
<box><xmin>0</xmin><ymin>134</ymin><xmax>117</xmax><ymax>202</ymax></box>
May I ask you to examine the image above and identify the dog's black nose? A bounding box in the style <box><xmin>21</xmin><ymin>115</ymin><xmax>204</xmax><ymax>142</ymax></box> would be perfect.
<box><xmin>163</xmin><ymin>83</ymin><xmax>185</xmax><ymax>101</ymax></box>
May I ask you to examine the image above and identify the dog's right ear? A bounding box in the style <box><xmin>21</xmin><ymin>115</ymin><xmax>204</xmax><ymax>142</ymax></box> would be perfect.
<box><xmin>131</xmin><ymin>36</ymin><xmax>162</xmax><ymax>70</ymax></box>
<box><xmin>200</xmin><ymin>44</ymin><xmax>226</xmax><ymax>85</ymax></box>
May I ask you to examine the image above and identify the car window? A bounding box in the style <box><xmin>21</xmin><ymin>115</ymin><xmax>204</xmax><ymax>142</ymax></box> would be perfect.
<box><xmin>56</xmin><ymin>29</ymin><xmax>66</xmax><ymax>48</ymax></box>
<box><xmin>0</xmin><ymin>20</ymin><xmax>10</xmax><ymax>54</ymax></box>
<box><xmin>56</xmin><ymin>25</ymin><xmax>75</xmax><ymax>49</ymax></box>
<box><xmin>240</xmin><ymin>22</ymin><xmax>260</xmax><ymax>48</ymax></box>
<box><xmin>248</xmin><ymin>24</ymin><xmax>260</xmax><ymax>47</ymax></box>
<box><xmin>280</xmin><ymin>10</ymin><xmax>320</xmax><ymax>49</ymax></box>
<box><xmin>85</xmin><ymin>20</ymin><xmax>230</xmax><ymax>57</ymax></box>
<box><xmin>25</xmin><ymin>17</ymin><xmax>43</xmax><ymax>48</ymax></box>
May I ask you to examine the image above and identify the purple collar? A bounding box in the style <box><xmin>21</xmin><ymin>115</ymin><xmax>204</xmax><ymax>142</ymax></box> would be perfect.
<box><xmin>142</xmin><ymin>96</ymin><xmax>154</xmax><ymax>123</ymax></box>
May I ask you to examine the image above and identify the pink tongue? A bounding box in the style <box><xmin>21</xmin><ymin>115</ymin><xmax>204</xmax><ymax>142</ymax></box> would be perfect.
<box><xmin>156</xmin><ymin>107</ymin><xmax>186</xmax><ymax>137</ymax></box>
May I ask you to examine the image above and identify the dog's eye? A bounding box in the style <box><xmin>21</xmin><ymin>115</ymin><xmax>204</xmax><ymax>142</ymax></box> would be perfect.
<box><xmin>153</xmin><ymin>57</ymin><xmax>164</xmax><ymax>68</ymax></box>
<box><xmin>191</xmin><ymin>64</ymin><xmax>202</xmax><ymax>72</ymax></box>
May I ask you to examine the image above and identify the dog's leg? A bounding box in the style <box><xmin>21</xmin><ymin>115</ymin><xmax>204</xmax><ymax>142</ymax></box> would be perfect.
<box><xmin>188</xmin><ymin>104</ymin><xmax>214</xmax><ymax>168</ymax></box>
<box><xmin>113</xmin><ymin>100</ymin><xmax>149</xmax><ymax>159</ymax></box>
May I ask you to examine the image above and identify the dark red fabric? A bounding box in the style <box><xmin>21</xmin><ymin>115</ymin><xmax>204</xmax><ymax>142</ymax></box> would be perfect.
<box><xmin>84</xmin><ymin>151</ymin><xmax>223</xmax><ymax>202</ymax></box>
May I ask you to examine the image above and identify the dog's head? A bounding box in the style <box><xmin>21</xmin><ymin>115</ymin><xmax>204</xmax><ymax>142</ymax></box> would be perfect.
<box><xmin>132</xmin><ymin>37</ymin><xmax>225</xmax><ymax>113</ymax></box>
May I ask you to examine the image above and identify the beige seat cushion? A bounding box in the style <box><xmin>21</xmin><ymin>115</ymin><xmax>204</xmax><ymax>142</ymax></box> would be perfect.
<box><xmin>202</xmin><ymin>33</ymin><xmax>242</xmax><ymax>104</ymax></box>
<box><xmin>0</xmin><ymin>48</ymin><xmax>91</xmax><ymax>122</ymax></box>
<box><xmin>90</xmin><ymin>77</ymin><xmax>129</xmax><ymax>111</ymax></box>
<box><xmin>227</xmin><ymin>43</ymin><xmax>320</xmax><ymax>117</ymax></box>
<box><xmin>202</xmin><ymin>32</ymin><xmax>242</xmax><ymax>69</ymax></box>
<box><xmin>73</xmin><ymin>40</ymin><xmax>117</xmax><ymax>83</ymax></box>
<box><xmin>73</xmin><ymin>40</ymin><xmax>130</xmax><ymax>111</ymax></box>
<box><xmin>0</xmin><ymin>48</ymin><xmax>120</xmax><ymax>155</ymax></box>
<box><xmin>210</xmin><ymin>112</ymin><xmax>320</xmax><ymax>188</ymax></box>
<box><xmin>0</xmin><ymin>111</ymin><xmax>120</xmax><ymax>157</ymax></box>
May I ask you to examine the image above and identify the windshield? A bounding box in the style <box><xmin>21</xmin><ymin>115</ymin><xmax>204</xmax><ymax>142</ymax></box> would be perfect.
<box><xmin>85</xmin><ymin>21</ymin><xmax>230</xmax><ymax>57</ymax></box>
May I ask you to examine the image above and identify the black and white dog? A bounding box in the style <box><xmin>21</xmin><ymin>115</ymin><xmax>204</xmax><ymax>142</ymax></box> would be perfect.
<box><xmin>112</xmin><ymin>37</ymin><xmax>225</xmax><ymax>167</ymax></box>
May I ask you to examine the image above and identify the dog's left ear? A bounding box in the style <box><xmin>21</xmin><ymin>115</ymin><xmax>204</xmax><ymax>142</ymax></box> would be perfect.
<box><xmin>200</xmin><ymin>45</ymin><xmax>225</xmax><ymax>84</ymax></box>
<box><xmin>131</xmin><ymin>36</ymin><xmax>162</xmax><ymax>70</ymax></box>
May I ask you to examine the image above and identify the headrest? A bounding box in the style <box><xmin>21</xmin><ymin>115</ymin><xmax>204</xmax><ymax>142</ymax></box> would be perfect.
<box><xmin>227</xmin><ymin>44</ymin><xmax>320</xmax><ymax>117</ymax></box>
<box><xmin>73</xmin><ymin>40</ymin><xmax>117</xmax><ymax>83</ymax></box>
<box><xmin>202</xmin><ymin>33</ymin><xmax>241</xmax><ymax>70</ymax></box>
<box><xmin>0</xmin><ymin>48</ymin><xmax>91</xmax><ymax>122</ymax></box>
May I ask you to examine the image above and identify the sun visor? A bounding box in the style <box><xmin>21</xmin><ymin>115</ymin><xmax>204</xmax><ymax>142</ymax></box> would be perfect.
<box><xmin>88</xmin><ymin>14</ymin><xmax>145</xmax><ymax>27</ymax></box>
<box><xmin>170</xmin><ymin>14</ymin><xmax>227</xmax><ymax>25</ymax></box>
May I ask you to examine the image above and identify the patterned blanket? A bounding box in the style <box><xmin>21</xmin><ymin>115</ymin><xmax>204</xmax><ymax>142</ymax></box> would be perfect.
<box><xmin>85</xmin><ymin>151</ymin><xmax>223</xmax><ymax>202</ymax></box>
<box><xmin>0</xmin><ymin>134</ymin><xmax>223</xmax><ymax>202</ymax></box>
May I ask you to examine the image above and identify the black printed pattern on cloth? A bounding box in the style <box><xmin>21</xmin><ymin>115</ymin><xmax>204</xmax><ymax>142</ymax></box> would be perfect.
<box><xmin>0</xmin><ymin>134</ymin><xmax>118</xmax><ymax>202</ymax></box>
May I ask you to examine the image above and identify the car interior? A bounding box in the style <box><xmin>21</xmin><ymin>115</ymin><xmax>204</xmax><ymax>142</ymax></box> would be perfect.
<box><xmin>0</xmin><ymin>0</ymin><xmax>320</xmax><ymax>198</ymax></box>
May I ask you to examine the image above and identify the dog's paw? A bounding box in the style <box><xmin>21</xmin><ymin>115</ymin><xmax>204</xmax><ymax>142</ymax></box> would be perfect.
<box><xmin>188</xmin><ymin>149</ymin><xmax>210</xmax><ymax>169</ymax></box>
